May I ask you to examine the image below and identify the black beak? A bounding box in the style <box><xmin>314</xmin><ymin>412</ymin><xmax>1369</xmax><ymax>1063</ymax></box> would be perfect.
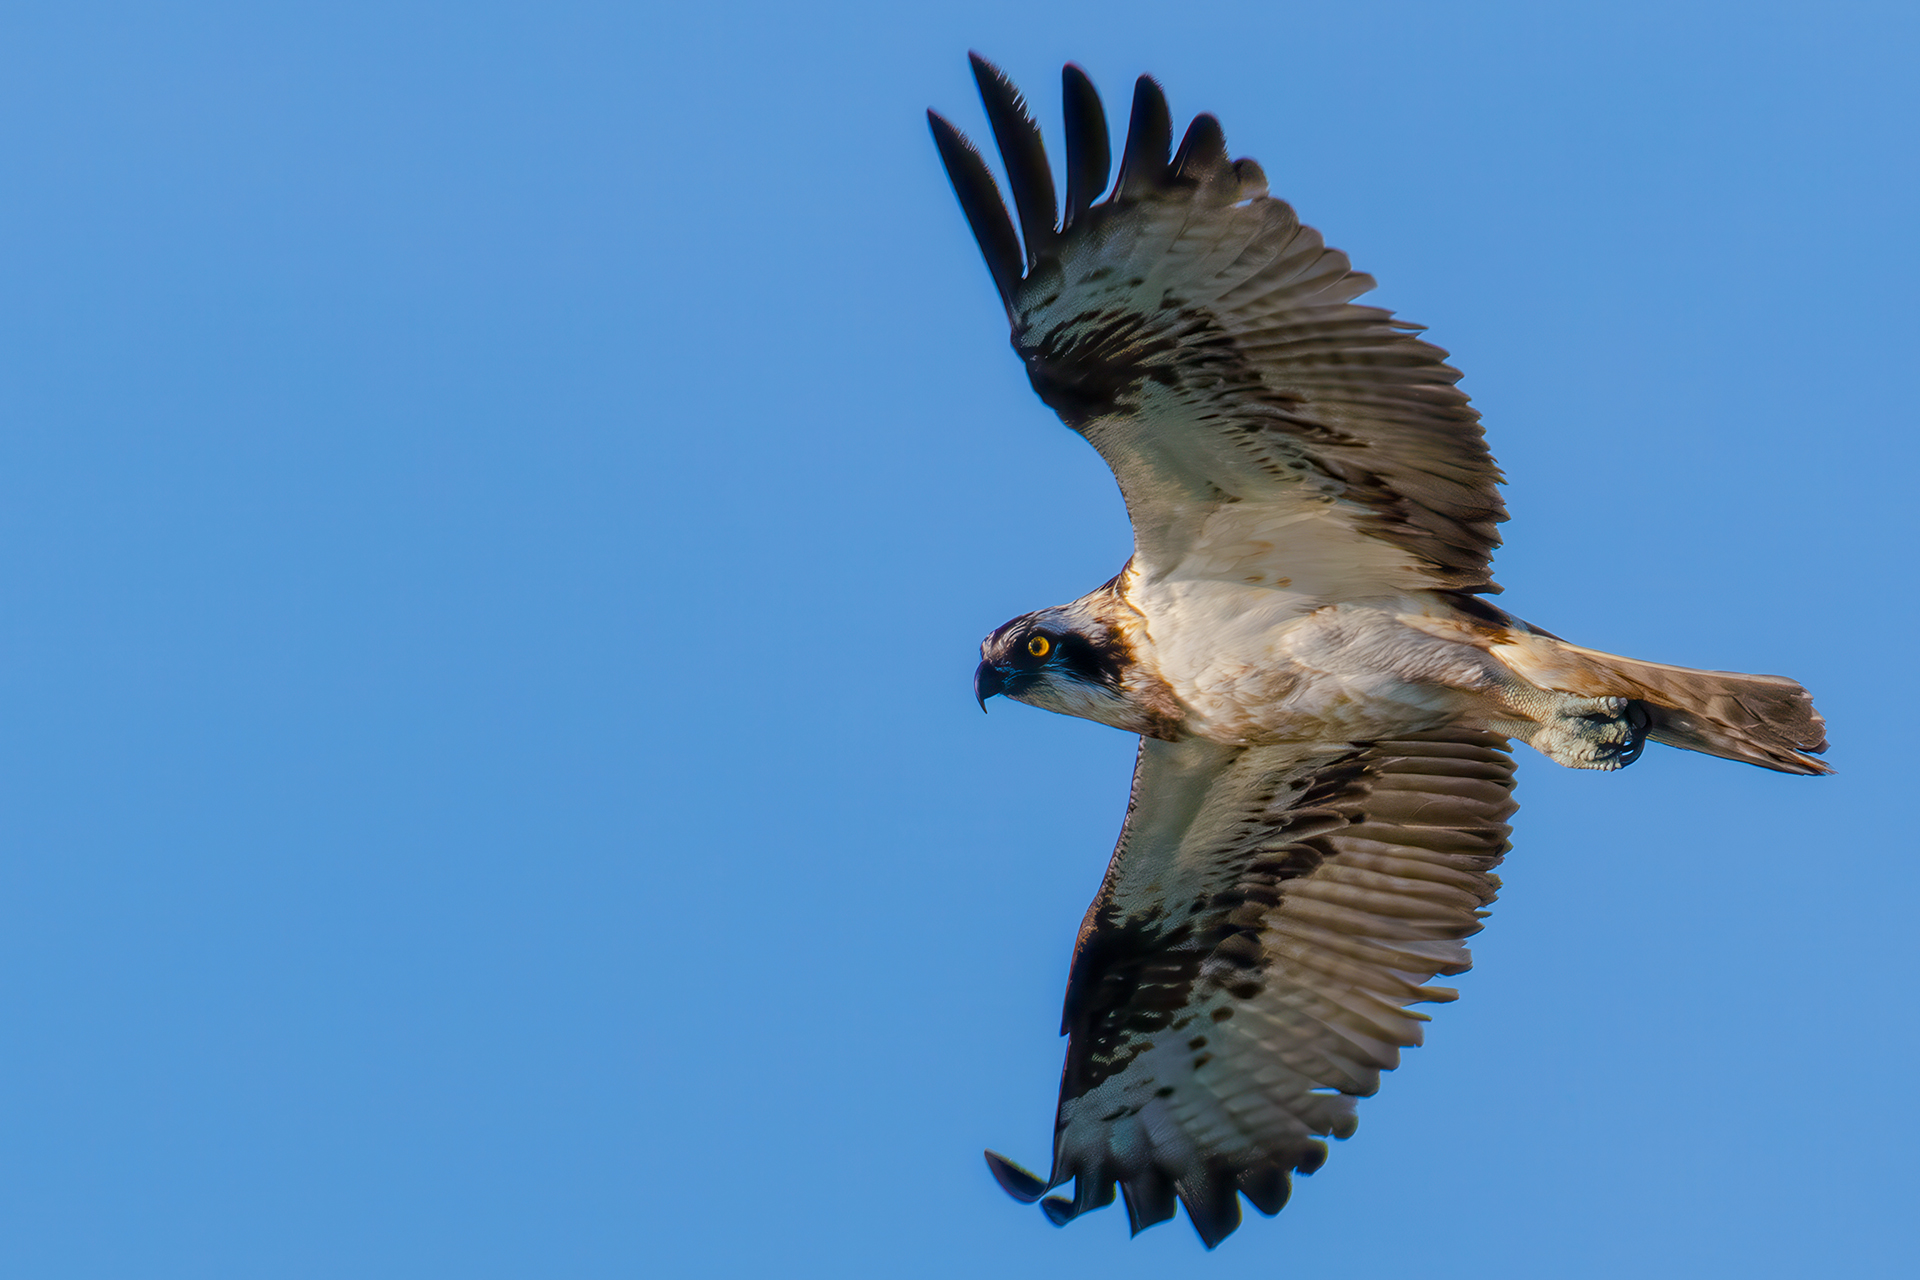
<box><xmin>973</xmin><ymin>661</ymin><xmax>1005</xmax><ymax>711</ymax></box>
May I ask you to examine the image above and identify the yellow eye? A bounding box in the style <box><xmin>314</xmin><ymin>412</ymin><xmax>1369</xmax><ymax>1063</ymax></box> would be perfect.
<box><xmin>1027</xmin><ymin>635</ymin><xmax>1052</xmax><ymax>658</ymax></box>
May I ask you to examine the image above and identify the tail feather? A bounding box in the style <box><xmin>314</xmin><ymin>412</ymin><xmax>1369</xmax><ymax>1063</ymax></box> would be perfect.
<box><xmin>1494</xmin><ymin>636</ymin><xmax>1830</xmax><ymax>776</ymax></box>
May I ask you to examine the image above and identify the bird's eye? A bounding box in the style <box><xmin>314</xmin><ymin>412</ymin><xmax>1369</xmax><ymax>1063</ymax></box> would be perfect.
<box><xmin>1027</xmin><ymin>635</ymin><xmax>1052</xmax><ymax>658</ymax></box>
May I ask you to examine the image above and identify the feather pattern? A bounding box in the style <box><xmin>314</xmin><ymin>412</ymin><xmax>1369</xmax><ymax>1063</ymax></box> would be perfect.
<box><xmin>930</xmin><ymin>56</ymin><xmax>1506</xmax><ymax>595</ymax></box>
<box><xmin>940</xmin><ymin>56</ymin><xmax>1830</xmax><ymax>1250</ymax></box>
<box><xmin>985</xmin><ymin>729</ymin><xmax>1516</xmax><ymax>1247</ymax></box>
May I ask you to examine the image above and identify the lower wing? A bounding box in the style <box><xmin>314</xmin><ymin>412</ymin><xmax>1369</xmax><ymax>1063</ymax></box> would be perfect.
<box><xmin>987</xmin><ymin>728</ymin><xmax>1517</xmax><ymax>1246</ymax></box>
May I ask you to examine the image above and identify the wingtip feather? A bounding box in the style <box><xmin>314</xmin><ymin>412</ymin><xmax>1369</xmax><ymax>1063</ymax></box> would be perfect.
<box><xmin>1061</xmin><ymin>63</ymin><xmax>1111</xmax><ymax>223</ymax></box>
<box><xmin>968</xmin><ymin>53</ymin><xmax>1059</xmax><ymax>266</ymax></box>
<box><xmin>1178</xmin><ymin>1169</ymin><xmax>1243</xmax><ymax>1249</ymax></box>
<box><xmin>927</xmin><ymin>110</ymin><xmax>1022</xmax><ymax>309</ymax></box>
<box><xmin>983</xmin><ymin>1150</ymin><xmax>1048</xmax><ymax>1203</ymax></box>
<box><xmin>1120</xmin><ymin>1166</ymin><xmax>1178</xmax><ymax>1234</ymax></box>
<box><xmin>1238</xmin><ymin>1164</ymin><xmax>1292</xmax><ymax>1217</ymax></box>
<box><xmin>1114</xmin><ymin>74</ymin><xmax>1172</xmax><ymax>198</ymax></box>
<box><xmin>1172</xmin><ymin>112</ymin><xmax>1229</xmax><ymax>183</ymax></box>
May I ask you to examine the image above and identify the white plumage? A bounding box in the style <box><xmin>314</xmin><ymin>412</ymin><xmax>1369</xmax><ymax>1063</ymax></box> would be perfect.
<box><xmin>936</xmin><ymin>55</ymin><xmax>1828</xmax><ymax>1247</ymax></box>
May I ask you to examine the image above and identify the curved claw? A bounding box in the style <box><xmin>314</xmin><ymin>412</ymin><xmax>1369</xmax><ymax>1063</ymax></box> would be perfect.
<box><xmin>1618</xmin><ymin>700</ymin><xmax>1651</xmax><ymax>766</ymax></box>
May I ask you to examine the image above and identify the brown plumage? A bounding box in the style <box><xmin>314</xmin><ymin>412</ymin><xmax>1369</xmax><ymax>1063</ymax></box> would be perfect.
<box><xmin>936</xmin><ymin>54</ymin><xmax>1829</xmax><ymax>1248</ymax></box>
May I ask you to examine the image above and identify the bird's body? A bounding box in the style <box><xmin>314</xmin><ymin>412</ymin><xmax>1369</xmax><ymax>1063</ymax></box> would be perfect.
<box><xmin>932</xmin><ymin>55</ymin><xmax>1828</xmax><ymax>1248</ymax></box>
<box><xmin>1027</xmin><ymin>571</ymin><xmax>1494</xmax><ymax>745</ymax></box>
<box><xmin>1137</xmin><ymin>576</ymin><xmax>1497</xmax><ymax>742</ymax></box>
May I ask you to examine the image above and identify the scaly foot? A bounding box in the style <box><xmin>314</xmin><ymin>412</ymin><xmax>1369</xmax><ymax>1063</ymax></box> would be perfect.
<box><xmin>1527</xmin><ymin>695</ymin><xmax>1649</xmax><ymax>771</ymax></box>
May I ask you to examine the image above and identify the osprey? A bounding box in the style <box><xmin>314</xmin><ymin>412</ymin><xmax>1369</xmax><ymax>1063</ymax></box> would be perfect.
<box><xmin>932</xmin><ymin>56</ymin><xmax>1829</xmax><ymax>1248</ymax></box>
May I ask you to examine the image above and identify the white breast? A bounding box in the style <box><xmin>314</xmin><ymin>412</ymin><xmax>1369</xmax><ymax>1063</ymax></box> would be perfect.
<box><xmin>1130</xmin><ymin>576</ymin><xmax>1481</xmax><ymax>745</ymax></box>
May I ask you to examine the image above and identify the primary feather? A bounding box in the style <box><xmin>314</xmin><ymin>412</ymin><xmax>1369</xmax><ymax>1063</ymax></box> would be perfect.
<box><xmin>935</xmin><ymin>55</ymin><xmax>1829</xmax><ymax>1248</ymax></box>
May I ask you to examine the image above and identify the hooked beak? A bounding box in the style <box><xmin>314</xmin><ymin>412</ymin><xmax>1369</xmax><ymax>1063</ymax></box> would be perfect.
<box><xmin>973</xmin><ymin>660</ymin><xmax>1006</xmax><ymax>711</ymax></box>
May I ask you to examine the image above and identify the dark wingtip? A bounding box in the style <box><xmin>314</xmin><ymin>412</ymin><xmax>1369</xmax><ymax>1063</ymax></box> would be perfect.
<box><xmin>1114</xmin><ymin>74</ymin><xmax>1172</xmax><ymax>199</ymax></box>
<box><xmin>927</xmin><ymin>110</ymin><xmax>1022</xmax><ymax>310</ymax></box>
<box><xmin>1238</xmin><ymin>1165</ymin><xmax>1292</xmax><ymax>1217</ymax></box>
<box><xmin>1120</xmin><ymin>1167</ymin><xmax>1178</xmax><ymax>1235</ymax></box>
<box><xmin>1172</xmin><ymin>112</ymin><xmax>1229</xmax><ymax>183</ymax></box>
<box><xmin>983</xmin><ymin>1150</ymin><xmax>1048</xmax><ymax>1203</ymax></box>
<box><xmin>1038</xmin><ymin>1177</ymin><xmax>1117</xmax><ymax>1227</ymax></box>
<box><xmin>1183</xmin><ymin>1188</ymin><xmax>1243</xmax><ymax>1249</ymax></box>
<box><xmin>967</xmin><ymin>52</ymin><xmax>1059</xmax><ymax>268</ymax></box>
<box><xmin>1060</xmin><ymin>63</ymin><xmax>1110</xmax><ymax>224</ymax></box>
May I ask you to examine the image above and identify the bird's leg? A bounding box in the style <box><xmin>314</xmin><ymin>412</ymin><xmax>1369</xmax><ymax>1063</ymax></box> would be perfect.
<box><xmin>1380</xmin><ymin>616</ymin><xmax>1651</xmax><ymax>771</ymax></box>
<box><xmin>1286</xmin><ymin>609</ymin><xmax>1648</xmax><ymax>770</ymax></box>
<box><xmin>1483</xmin><ymin>684</ymin><xmax>1650</xmax><ymax>772</ymax></box>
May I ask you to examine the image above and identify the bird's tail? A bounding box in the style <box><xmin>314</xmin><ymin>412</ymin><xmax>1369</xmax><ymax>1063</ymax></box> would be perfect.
<box><xmin>1496</xmin><ymin>634</ymin><xmax>1830</xmax><ymax>775</ymax></box>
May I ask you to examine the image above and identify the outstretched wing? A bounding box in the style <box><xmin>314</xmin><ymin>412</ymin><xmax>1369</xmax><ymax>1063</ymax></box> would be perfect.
<box><xmin>984</xmin><ymin>729</ymin><xmax>1517</xmax><ymax>1247</ymax></box>
<box><xmin>931</xmin><ymin>57</ymin><xmax>1505</xmax><ymax>596</ymax></box>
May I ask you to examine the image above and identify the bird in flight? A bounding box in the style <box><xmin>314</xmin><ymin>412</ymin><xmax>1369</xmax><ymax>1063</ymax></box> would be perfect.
<box><xmin>930</xmin><ymin>55</ymin><xmax>1829</xmax><ymax>1249</ymax></box>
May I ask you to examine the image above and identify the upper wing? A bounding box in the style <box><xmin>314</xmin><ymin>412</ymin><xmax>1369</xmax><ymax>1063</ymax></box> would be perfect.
<box><xmin>984</xmin><ymin>729</ymin><xmax>1517</xmax><ymax>1247</ymax></box>
<box><xmin>931</xmin><ymin>57</ymin><xmax>1505</xmax><ymax>596</ymax></box>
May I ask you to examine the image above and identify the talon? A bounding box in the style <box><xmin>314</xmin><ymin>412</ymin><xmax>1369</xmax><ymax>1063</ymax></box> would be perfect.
<box><xmin>1617</xmin><ymin>701</ymin><xmax>1650</xmax><ymax>766</ymax></box>
<box><xmin>1528</xmin><ymin>694</ymin><xmax>1649</xmax><ymax>771</ymax></box>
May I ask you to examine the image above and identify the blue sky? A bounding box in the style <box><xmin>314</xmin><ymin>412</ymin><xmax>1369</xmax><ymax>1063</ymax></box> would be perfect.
<box><xmin>2</xmin><ymin>2</ymin><xmax>1916</xmax><ymax>1276</ymax></box>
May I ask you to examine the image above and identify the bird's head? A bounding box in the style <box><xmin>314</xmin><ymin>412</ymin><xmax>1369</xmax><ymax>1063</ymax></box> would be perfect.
<box><xmin>974</xmin><ymin>604</ymin><xmax>1163</xmax><ymax>735</ymax></box>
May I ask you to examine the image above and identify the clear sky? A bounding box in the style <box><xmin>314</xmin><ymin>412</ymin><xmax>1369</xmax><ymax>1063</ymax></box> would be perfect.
<box><xmin>2</xmin><ymin>1</ymin><xmax>1916</xmax><ymax>1276</ymax></box>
